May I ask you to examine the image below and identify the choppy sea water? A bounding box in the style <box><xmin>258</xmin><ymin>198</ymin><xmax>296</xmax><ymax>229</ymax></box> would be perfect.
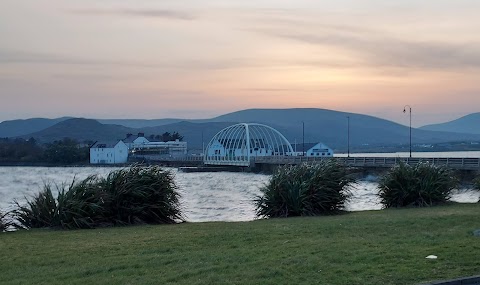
<box><xmin>0</xmin><ymin>167</ymin><xmax>478</xmax><ymax>222</ymax></box>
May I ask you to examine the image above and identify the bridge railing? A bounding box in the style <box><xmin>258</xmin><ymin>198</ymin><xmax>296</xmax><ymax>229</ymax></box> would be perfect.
<box><xmin>253</xmin><ymin>156</ymin><xmax>480</xmax><ymax>170</ymax></box>
<box><xmin>130</xmin><ymin>155</ymin><xmax>204</xmax><ymax>162</ymax></box>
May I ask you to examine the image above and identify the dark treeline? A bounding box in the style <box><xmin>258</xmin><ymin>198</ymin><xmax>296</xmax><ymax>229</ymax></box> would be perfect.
<box><xmin>0</xmin><ymin>137</ymin><xmax>89</xmax><ymax>164</ymax></box>
<box><xmin>148</xmin><ymin>132</ymin><xmax>183</xmax><ymax>142</ymax></box>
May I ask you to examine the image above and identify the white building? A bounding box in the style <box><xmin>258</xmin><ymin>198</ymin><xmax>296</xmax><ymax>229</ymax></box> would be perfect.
<box><xmin>123</xmin><ymin>133</ymin><xmax>150</xmax><ymax>149</ymax></box>
<box><xmin>290</xmin><ymin>142</ymin><xmax>334</xmax><ymax>157</ymax></box>
<box><xmin>90</xmin><ymin>133</ymin><xmax>188</xmax><ymax>164</ymax></box>
<box><xmin>125</xmin><ymin>133</ymin><xmax>187</xmax><ymax>157</ymax></box>
<box><xmin>90</xmin><ymin>140</ymin><xmax>129</xmax><ymax>164</ymax></box>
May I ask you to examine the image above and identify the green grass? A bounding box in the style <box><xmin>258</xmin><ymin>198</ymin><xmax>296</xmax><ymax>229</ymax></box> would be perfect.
<box><xmin>1</xmin><ymin>203</ymin><xmax>479</xmax><ymax>285</ymax></box>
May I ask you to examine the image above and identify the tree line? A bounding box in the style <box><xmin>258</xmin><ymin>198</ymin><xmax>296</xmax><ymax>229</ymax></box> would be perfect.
<box><xmin>0</xmin><ymin>137</ymin><xmax>89</xmax><ymax>164</ymax></box>
<box><xmin>0</xmin><ymin>131</ymin><xmax>184</xmax><ymax>164</ymax></box>
<box><xmin>148</xmin><ymin>132</ymin><xmax>183</xmax><ymax>142</ymax></box>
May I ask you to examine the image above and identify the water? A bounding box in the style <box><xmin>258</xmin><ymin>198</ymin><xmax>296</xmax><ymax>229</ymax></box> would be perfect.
<box><xmin>0</xmin><ymin>166</ymin><xmax>478</xmax><ymax>222</ymax></box>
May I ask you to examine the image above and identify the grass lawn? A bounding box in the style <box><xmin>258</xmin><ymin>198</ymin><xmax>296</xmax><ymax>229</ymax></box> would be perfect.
<box><xmin>1</xmin><ymin>203</ymin><xmax>479</xmax><ymax>285</ymax></box>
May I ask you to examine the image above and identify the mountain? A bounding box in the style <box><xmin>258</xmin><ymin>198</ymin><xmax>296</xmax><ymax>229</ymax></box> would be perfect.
<box><xmin>420</xmin><ymin>113</ymin><xmax>480</xmax><ymax>134</ymax></box>
<box><xmin>0</xmin><ymin>117</ymin><xmax>71</xmax><ymax>137</ymax></box>
<box><xmin>200</xmin><ymin>108</ymin><xmax>480</xmax><ymax>150</ymax></box>
<box><xmin>15</xmin><ymin>109</ymin><xmax>480</xmax><ymax>152</ymax></box>
<box><xmin>20</xmin><ymin>118</ymin><xmax>133</xmax><ymax>143</ymax></box>
<box><xmin>96</xmin><ymin>118</ymin><xmax>186</xmax><ymax>128</ymax></box>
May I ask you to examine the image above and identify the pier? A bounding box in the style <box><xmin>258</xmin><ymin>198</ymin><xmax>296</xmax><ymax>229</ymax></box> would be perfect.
<box><xmin>137</xmin><ymin>155</ymin><xmax>480</xmax><ymax>172</ymax></box>
<box><xmin>253</xmin><ymin>156</ymin><xmax>480</xmax><ymax>170</ymax></box>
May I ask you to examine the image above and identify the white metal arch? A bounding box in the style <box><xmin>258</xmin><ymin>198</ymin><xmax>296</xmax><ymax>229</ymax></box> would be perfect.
<box><xmin>204</xmin><ymin>123</ymin><xmax>294</xmax><ymax>166</ymax></box>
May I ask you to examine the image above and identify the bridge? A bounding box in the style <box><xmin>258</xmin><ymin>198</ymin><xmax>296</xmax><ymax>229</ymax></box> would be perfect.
<box><xmin>253</xmin><ymin>156</ymin><xmax>480</xmax><ymax>170</ymax></box>
<box><xmin>199</xmin><ymin>122</ymin><xmax>480</xmax><ymax>171</ymax></box>
<box><xmin>135</xmin><ymin>154</ymin><xmax>480</xmax><ymax>171</ymax></box>
<box><xmin>133</xmin><ymin>122</ymin><xmax>480</xmax><ymax>171</ymax></box>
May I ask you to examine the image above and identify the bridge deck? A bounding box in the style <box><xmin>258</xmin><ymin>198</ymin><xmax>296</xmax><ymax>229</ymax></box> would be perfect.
<box><xmin>253</xmin><ymin>156</ymin><xmax>480</xmax><ymax>170</ymax></box>
<box><xmin>131</xmin><ymin>155</ymin><xmax>480</xmax><ymax>170</ymax></box>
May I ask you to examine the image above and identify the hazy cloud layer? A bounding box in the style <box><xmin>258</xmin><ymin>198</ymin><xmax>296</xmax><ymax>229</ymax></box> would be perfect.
<box><xmin>0</xmin><ymin>49</ymin><xmax>355</xmax><ymax>72</ymax></box>
<box><xmin>0</xmin><ymin>50</ymin><xmax>243</xmax><ymax>71</ymax></box>
<box><xmin>264</xmin><ymin>28</ymin><xmax>480</xmax><ymax>70</ymax></box>
<box><xmin>72</xmin><ymin>8</ymin><xmax>195</xmax><ymax>20</ymax></box>
<box><xmin>247</xmin><ymin>9</ymin><xmax>480</xmax><ymax>70</ymax></box>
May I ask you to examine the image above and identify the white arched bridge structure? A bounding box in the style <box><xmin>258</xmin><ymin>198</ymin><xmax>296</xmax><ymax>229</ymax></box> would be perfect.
<box><xmin>204</xmin><ymin>123</ymin><xmax>294</xmax><ymax>167</ymax></box>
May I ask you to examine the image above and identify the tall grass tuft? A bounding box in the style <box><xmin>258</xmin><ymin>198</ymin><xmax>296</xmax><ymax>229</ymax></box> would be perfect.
<box><xmin>378</xmin><ymin>161</ymin><xmax>458</xmax><ymax>208</ymax></box>
<box><xmin>255</xmin><ymin>160</ymin><xmax>355</xmax><ymax>218</ymax></box>
<box><xmin>12</xmin><ymin>165</ymin><xmax>183</xmax><ymax>230</ymax></box>
<box><xmin>13</xmin><ymin>185</ymin><xmax>59</xmax><ymax>229</ymax></box>
<box><xmin>57</xmin><ymin>176</ymin><xmax>110</xmax><ymax>229</ymax></box>
<box><xmin>473</xmin><ymin>176</ymin><xmax>480</xmax><ymax>202</ymax></box>
<box><xmin>101</xmin><ymin>165</ymin><xmax>184</xmax><ymax>225</ymax></box>
<box><xmin>1</xmin><ymin>210</ymin><xmax>11</xmax><ymax>232</ymax></box>
<box><xmin>13</xmin><ymin>177</ymin><xmax>107</xmax><ymax>229</ymax></box>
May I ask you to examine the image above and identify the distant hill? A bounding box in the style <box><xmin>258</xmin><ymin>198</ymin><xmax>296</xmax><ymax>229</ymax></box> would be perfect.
<box><xmin>420</xmin><ymin>113</ymin><xmax>480</xmax><ymax>134</ymax></box>
<box><xmin>0</xmin><ymin>117</ymin><xmax>71</xmax><ymax>137</ymax></box>
<box><xmin>20</xmin><ymin>118</ymin><xmax>133</xmax><ymax>143</ymax></box>
<box><xmin>14</xmin><ymin>109</ymin><xmax>480</xmax><ymax>152</ymax></box>
<box><xmin>200</xmin><ymin>108</ymin><xmax>480</xmax><ymax>150</ymax></box>
<box><xmin>97</xmin><ymin>118</ymin><xmax>186</xmax><ymax>128</ymax></box>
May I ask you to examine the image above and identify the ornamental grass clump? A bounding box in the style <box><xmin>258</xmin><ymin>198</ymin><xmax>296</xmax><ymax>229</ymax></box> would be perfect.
<box><xmin>1</xmin><ymin>210</ymin><xmax>12</xmax><ymax>232</ymax></box>
<box><xmin>474</xmin><ymin>176</ymin><xmax>480</xmax><ymax>202</ymax></box>
<box><xmin>101</xmin><ymin>165</ymin><xmax>184</xmax><ymax>225</ymax></box>
<box><xmin>378</xmin><ymin>161</ymin><xmax>458</xmax><ymax>208</ymax></box>
<box><xmin>13</xmin><ymin>176</ymin><xmax>111</xmax><ymax>229</ymax></box>
<box><xmin>13</xmin><ymin>165</ymin><xmax>183</xmax><ymax>230</ymax></box>
<box><xmin>255</xmin><ymin>160</ymin><xmax>355</xmax><ymax>218</ymax></box>
<box><xmin>13</xmin><ymin>184</ymin><xmax>59</xmax><ymax>229</ymax></box>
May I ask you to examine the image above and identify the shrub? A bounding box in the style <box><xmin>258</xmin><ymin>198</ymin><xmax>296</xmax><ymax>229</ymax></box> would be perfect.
<box><xmin>1</xmin><ymin>210</ymin><xmax>11</xmax><ymax>232</ymax></box>
<box><xmin>12</xmin><ymin>178</ymin><xmax>105</xmax><ymax>229</ymax></box>
<box><xmin>12</xmin><ymin>165</ymin><xmax>183</xmax><ymax>230</ymax></box>
<box><xmin>13</xmin><ymin>185</ymin><xmax>59</xmax><ymax>229</ymax></box>
<box><xmin>101</xmin><ymin>165</ymin><xmax>184</xmax><ymax>225</ymax></box>
<box><xmin>255</xmin><ymin>160</ymin><xmax>355</xmax><ymax>218</ymax></box>
<box><xmin>474</xmin><ymin>177</ymin><xmax>480</xmax><ymax>202</ymax></box>
<box><xmin>378</xmin><ymin>161</ymin><xmax>458</xmax><ymax>208</ymax></box>
<box><xmin>56</xmin><ymin>176</ymin><xmax>110</xmax><ymax>229</ymax></box>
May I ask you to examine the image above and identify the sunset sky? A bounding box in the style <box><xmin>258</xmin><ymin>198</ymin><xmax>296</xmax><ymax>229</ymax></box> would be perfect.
<box><xmin>1</xmin><ymin>0</ymin><xmax>480</xmax><ymax>126</ymax></box>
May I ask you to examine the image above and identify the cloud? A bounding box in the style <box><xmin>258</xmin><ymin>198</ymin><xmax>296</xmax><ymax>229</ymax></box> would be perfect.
<box><xmin>0</xmin><ymin>49</ymin><xmax>233</xmax><ymax>70</ymax></box>
<box><xmin>72</xmin><ymin>8</ymin><xmax>195</xmax><ymax>20</ymax></box>
<box><xmin>248</xmin><ymin>12</ymin><xmax>480</xmax><ymax>71</ymax></box>
<box><xmin>269</xmin><ymin>29</ymin><xmax>480</xmax><ymax>70</ymax></box>
<box><xmin>0</xmin><ymin>49</ymin><xmax>353</xmax><ymax>73</ymax></box>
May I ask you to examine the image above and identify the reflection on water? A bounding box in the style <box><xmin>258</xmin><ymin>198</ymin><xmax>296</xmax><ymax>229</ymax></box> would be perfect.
<box><xmin>0</xmin><ymin>167</ymin><xmax>478</xmax><ymax>222</ymax></box>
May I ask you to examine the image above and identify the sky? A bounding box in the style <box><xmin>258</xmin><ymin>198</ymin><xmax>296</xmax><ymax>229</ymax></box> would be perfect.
<box><xmin>1</xmin><ymin>0</ymin><xmax>480</xmax><ymax>127</ymax></box>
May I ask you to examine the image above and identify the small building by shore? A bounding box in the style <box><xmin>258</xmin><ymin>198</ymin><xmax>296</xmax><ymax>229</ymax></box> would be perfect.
<box><xmin>290</xmin><ymin>142</ymin><xmax>333</xmax><ymax>157</ymax></box>
<box><xmin>90</xmin><ymin>141</ymin><xmax>129</xmax><ymax>164</ymax></box>
<box><xmin>90</xmin><ymin>133</ymin><xmax>188</xmax><ymax>164</ymax></box>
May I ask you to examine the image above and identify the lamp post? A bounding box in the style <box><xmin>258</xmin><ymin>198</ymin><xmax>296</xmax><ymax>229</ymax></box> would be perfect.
<box><xmin>403</xmin><ymin>105</ymin><xmax>412</xmax><ymax>158</ymax></box>
<box><xmin>347</xmin><ymin>116</ymin><xmax>350</xmax><ymax>157</ymax></box>
<box><xmin>302</xmin><ymin>121</ymin><xmax>305</xmax><ymax>156</ymax></box>
<box><xmin>201</xmin><ymin>129</ymin><xmax>204</xmax><ymax>156</ymax></box>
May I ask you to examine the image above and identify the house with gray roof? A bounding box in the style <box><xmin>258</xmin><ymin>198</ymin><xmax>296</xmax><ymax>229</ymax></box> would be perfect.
<box><xmin>90</xmin><ymin>140</ymin><xmax>129</xmax><ymax>164</ymax></box>
<box><xmin>290</xmin><ymin>142</ymin><xmax>333</xmax><ymax>157</ymax></box>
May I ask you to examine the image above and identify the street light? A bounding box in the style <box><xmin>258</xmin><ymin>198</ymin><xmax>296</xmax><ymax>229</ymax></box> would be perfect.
<box><xmin>403</xmin><ymin>105</ymin><xmax>412</xmax><ymax>158</ymax></box>
<box><xmin>201</xmin><ymin>129</ymin><xmax>204</xmax><ymax>156</ymax></box>
<box><xmin>347</xmin><ymin>116</ymin><xmax>350</xmax><ymax>157</ymax></box>
<box><xmin>302</xmin><ymin>121</ymin><xmax>305</xmax><ymax>156</ymax></box>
